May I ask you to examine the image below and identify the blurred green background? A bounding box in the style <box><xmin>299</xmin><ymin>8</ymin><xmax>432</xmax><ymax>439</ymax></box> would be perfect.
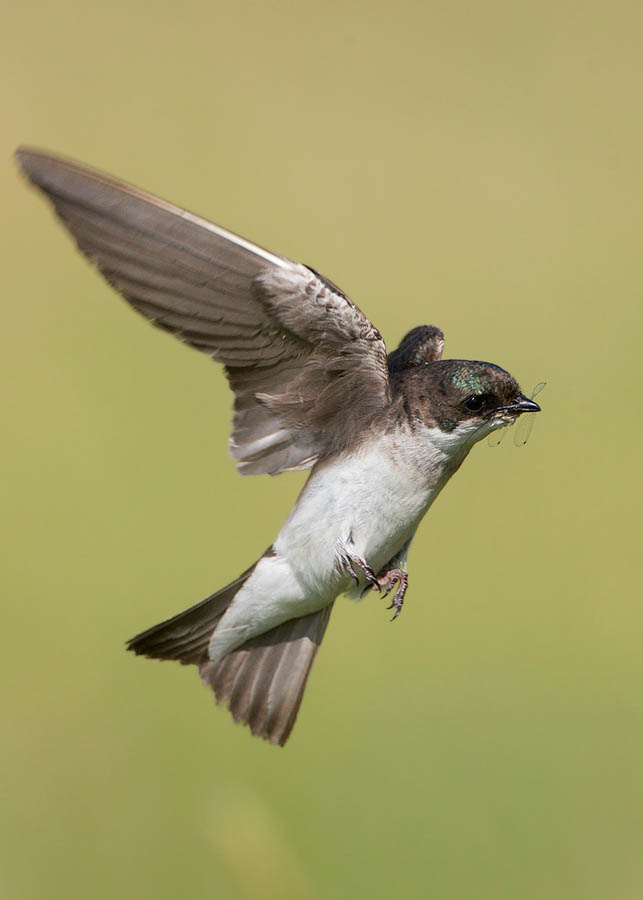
<box><xmin>2</xmin><ymin>2</ymin><xmax>642</xmax><ymax>898</ymax></box>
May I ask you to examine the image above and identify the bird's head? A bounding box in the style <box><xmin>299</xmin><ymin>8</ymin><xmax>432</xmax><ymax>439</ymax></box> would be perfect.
<box><xmin>402</xmin><ymin>359</ymin><xmax>541</xmax><ymax>451</ymax></box>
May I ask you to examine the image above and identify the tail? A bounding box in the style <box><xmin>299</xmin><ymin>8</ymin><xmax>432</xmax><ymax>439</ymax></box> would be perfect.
<box><xmin>127</xmin><ymin>561</ymin><xmax>333</xmax><ymax>746</ymax></box>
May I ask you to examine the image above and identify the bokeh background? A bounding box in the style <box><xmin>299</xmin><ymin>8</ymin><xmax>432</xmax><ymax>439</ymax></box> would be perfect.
<box><xmin>3</xmin><ymin>2</ymin><xmax>642</xmax><ymax>898</ymax></box>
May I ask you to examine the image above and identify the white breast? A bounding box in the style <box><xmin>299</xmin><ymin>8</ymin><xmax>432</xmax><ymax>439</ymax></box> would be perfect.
<box><xmin>275</xmin><ymin>425</ymin><xmax>464</xmax><ymax>591</ymax></box>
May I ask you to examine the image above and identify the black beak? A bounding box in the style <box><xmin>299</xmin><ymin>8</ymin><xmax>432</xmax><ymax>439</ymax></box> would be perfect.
<box><xmin>514</xmin><ymin>395</ymin><xmax>541</xmax><ymax>414</ymax></box>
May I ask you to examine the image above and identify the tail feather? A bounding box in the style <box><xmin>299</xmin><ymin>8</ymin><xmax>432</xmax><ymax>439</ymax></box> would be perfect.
<box><xmin>200</xmin><ymin>603</ymin><xmax>333</xmax><ymax>745</ymax></box>
<box><xmin>126</xmin><ymin>562</ymin><xmax>257</xmax><ymax>664</ymax></box>
<box><xmin>127</xmin><ymin>560</ymin><xmax>333</xmax><ymax>745</ymax></box>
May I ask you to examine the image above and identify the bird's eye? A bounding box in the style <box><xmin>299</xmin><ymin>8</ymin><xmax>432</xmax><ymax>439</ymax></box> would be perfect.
<box><xmin>464</xmin><ymin>395</ymin><xmax>485</xmax><ymax>412</ymax></box>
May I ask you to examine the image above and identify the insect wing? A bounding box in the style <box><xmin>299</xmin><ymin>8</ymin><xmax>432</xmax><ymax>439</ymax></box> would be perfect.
<box><xmin>514</xmin><ymin>382</ymin><xmax>546</xmax><ymax>447</ymax></box>
<box><xmin>488</xmin><ymin>428</ymin><xmax>506</xmax><ymax>447</ymax></box>
<box><xmin>514</xmin><ymin>414</ymin><xmax>536</xmax><ymax>446</ymax></box>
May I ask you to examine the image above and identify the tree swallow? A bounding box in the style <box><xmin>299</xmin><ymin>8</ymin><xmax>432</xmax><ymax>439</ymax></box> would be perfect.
<box><xmin>16</xmin><ymin>148</ymin><xmax>541</xmax><ymax>745</ymax></box>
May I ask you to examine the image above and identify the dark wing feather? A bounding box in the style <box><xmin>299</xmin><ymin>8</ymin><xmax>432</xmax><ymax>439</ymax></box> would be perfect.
<box><xmin>17</xmin><ymin>147</ymin><xmax>390</xmax><ymax>474</ymax></box>
<box><xmin>387</xmin><ymin>325</ymin><xmax>445</xmax><ymax>374</ymax></box>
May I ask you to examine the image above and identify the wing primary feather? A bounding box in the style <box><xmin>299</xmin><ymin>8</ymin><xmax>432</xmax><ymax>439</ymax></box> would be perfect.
<box><xmin>17</xmin><ymin>146</ymin><xmax>392</xmax><ymax>476</ymax></box>
<box><xmin>16</xmin><ymin>146</ymin><xmax>288</xmax><ymax>270</ymax></box>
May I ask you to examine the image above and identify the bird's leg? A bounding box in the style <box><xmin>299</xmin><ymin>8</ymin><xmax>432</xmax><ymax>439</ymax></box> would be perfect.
<box><xmin>336</xmin><ymin>535</ymin><xmax>380</xmax><ymax>591</ymax></box>
<box><xmin>375</xmin><ymin>568</ymin><xmax>409</xmax><ymax>620</ymax></box>
<box><xmin>365</xmin><ymin>535</ymin><xmax>414</xmax><ymax>620</ymax></box>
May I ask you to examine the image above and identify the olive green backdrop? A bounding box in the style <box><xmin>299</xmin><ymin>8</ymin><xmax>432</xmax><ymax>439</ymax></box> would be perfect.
<box><xmin>2</xmin><ymin>2</ymin><xmax>642</xmax><ymax>898</ymax></box>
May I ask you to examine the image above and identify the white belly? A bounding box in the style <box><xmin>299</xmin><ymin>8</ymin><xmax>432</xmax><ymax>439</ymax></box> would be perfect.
<box><xmin>209</xmin><ymin>427</ymin><xmax>465</xmax><ymax>661</ymax></box>
<box><xmin>276</xmin><ymin>438</ymin><xmax>436</xmax><ymax>584</ymax></box>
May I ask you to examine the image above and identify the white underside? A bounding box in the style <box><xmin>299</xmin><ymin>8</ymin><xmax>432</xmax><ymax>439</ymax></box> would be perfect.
<box><xmin>208</xmin><ymin>420</ymin><xmax>486</xmax><ymax>661</ymax></box>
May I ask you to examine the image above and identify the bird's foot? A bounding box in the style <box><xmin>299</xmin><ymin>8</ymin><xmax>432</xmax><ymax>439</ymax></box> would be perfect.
<box><xmin>337</xmin><ymin>543</ymin><xmax>380</xmax><ymax>591</ymax></box>
<box><xmin>373</xmin><ymin>568</ymin><xmax>408</xmax><ymax>620</ymax></box>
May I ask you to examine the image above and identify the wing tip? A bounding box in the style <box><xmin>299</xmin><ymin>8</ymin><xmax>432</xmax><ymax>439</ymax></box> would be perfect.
<box><xmin>15</xmin><ymin>145</ymin><xmax>96</xmax><ymax>201</ymax></box>
<box><xmin>15</xmin><ymin>145</ymin><xmax>63</xmax><ymax>184</ymax></box>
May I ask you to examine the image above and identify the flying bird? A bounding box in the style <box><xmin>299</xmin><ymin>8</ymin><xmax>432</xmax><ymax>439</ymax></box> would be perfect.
<box><xmin>16</xmin><ymin>147</ymin><xmax>541</xmax><ymax>745</ymax></box>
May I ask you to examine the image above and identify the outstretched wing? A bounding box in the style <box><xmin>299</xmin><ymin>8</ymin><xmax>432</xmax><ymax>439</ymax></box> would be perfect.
<box><xmin>17</xmin><ymin>147</ymin><xmax>391</xmax><ymax>475</ymax></box>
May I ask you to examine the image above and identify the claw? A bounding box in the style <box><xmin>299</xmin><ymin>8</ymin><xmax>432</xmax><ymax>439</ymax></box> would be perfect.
<box><xmin>345</xmin><ymin>558</ymin><xmax>360</xmax><ymax>587</ymax></box>
<box><xmin>350</xmin><ymin>556</ymin><xmax>380</xmax><ymax>591</ymax></box>
<box><xmin>336</xmin><ymin>540</ymin><xmax>380</xmax><ymax>591</ymax></box>
<box><xmin>373</xmin><ymin>568</ymin><xmax>408</xmax><ymax>620</ymax></box>
<box><xmin>388</xmin><ymin>595</ymin><xmax>405</xmax><ymax>621</ymax></box>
